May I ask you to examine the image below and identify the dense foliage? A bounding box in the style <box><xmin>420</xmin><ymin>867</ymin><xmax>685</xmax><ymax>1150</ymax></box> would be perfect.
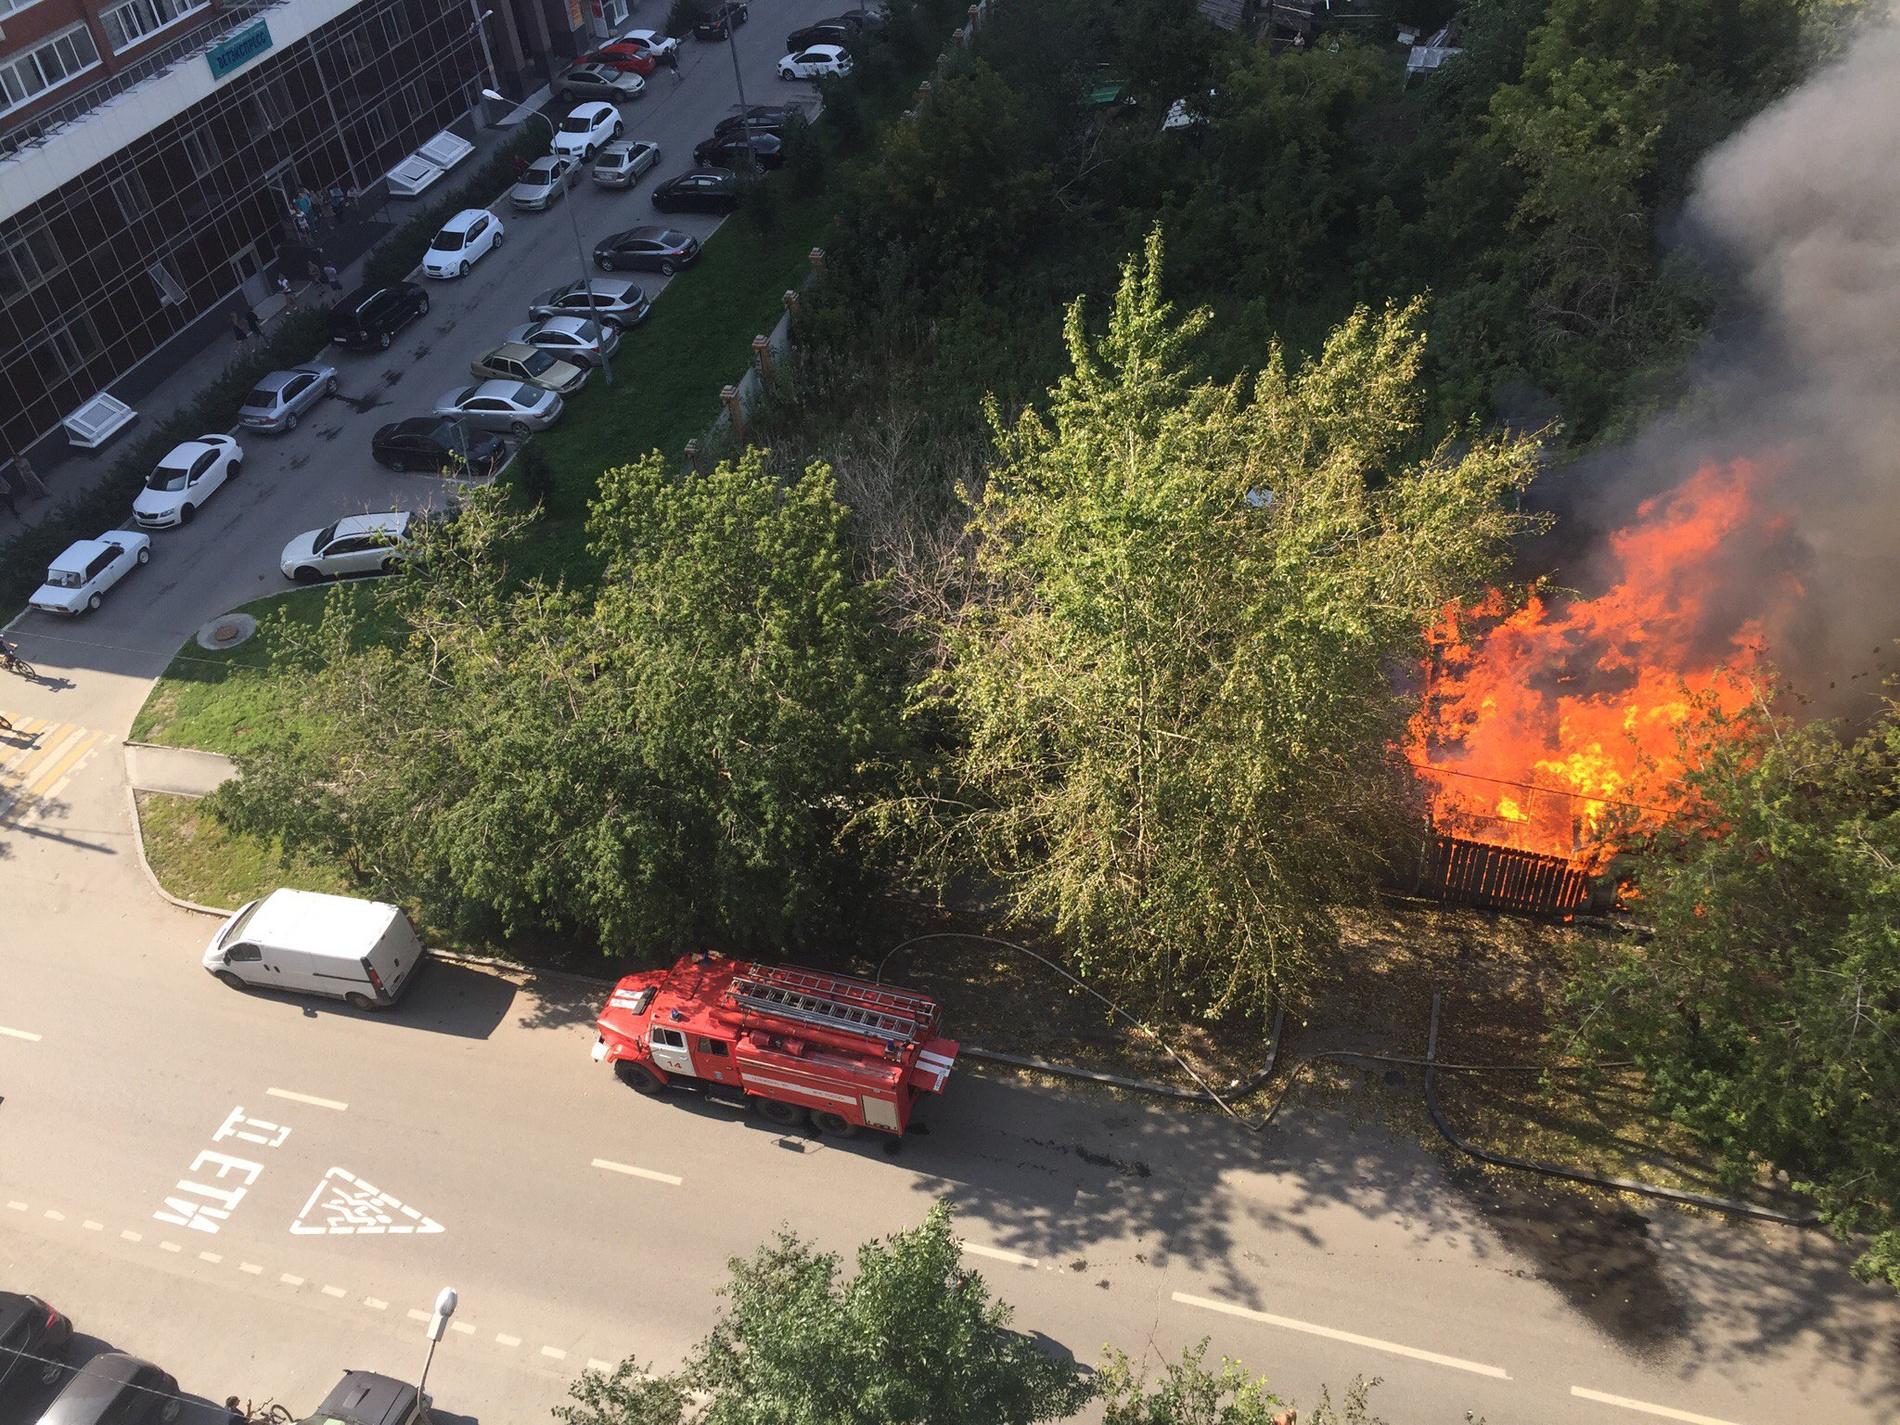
<box><xmin>1100</xmin><ymin>1342</ymin><xmax>1383</xmax><ymax>1424</ymax></box>
<box><xmin>1572</xmin><ymin>703</ymin><xmax>1900</xmax><ymax>1289</ymax></box>
<box><xmin>212</xmin><ymin>461</ymin><xmax>914</xmax><ymax>954</ymax></box>
<box><xmin>935</xmin><ymin>234</ymin><xmax>1539</xmax><ymax>1011</ymax></box>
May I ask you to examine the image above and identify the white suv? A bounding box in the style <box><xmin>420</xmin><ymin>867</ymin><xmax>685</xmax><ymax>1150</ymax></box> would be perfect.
<box><xmin>424</xmin><ymin>208</ymin><xmax>505</xmax><ymax>278</ymax></box>
<box><xmin>551</xmin><ymin>102</ymin><xmax>623</xmax><ymax>159</ymax></box>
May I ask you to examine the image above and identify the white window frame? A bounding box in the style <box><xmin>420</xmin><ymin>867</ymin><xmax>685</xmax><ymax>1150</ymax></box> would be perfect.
<box><xmin>180</xmin><ymin>128</ymin><xmax>219</xmax><ymax>177</ymax></box>
<box><xmin>110</xmin><ymin>169</ymin><xmax>154</xmax><ymax>223</ymax></box>
<box><xmin>0</xmin><ymin>0</ymin><xmax>47</xmax><ymax>20</ymax></box>
<box><xmin>148</xmin><ymin>260</ymin><xmax>187</xmax><ymax>306</ymax></box>
<box><xmin>0</xmin><ymin>21</ymin><xmax>103</xmax><ymax>115</ymax></box>
<box><xmin>98</xmin><ymin>0</ymin><xmax>209</xmax><ymax>54</ymax></box>
<box><xmin>42</xmin><ymin>313</ymin><xmax>103</xmax><ymax>378</ymax></box>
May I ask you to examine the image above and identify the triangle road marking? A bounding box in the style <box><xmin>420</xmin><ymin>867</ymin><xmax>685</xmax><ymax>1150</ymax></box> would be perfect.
<box><xmin>290</xmin><ymin>1167</ymin><xmax>444</xmax><ymax>1236</ymax></box>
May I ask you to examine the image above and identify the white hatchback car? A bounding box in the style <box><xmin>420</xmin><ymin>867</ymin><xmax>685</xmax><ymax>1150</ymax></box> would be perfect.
<box><xmin>424</xmin><ymin>208</ymin><xmax>505</xmax><ymax>278</ymax></box>
<box><xmin>30</xmin><ymin>530</ymin><xmax>151</xmax><ymax>614</ymax></box>
<box><xmin>551</xmin><ymin>102</ymin><xmax>623</xmax><ymax>159</ymax></box>
<box><xmin>779</xmin><ymin>44</ymin><xmax>853</xmax><ymax>79</ymax></box>
<box><xmin>281</xmin><ymin>511</ymin><xmax>424</xmax><ymax>584</ymax></box>
<box><xmin>132</xmin><ymin>435</ymin><xmax>242</xmax><ymax>529</ymax></box>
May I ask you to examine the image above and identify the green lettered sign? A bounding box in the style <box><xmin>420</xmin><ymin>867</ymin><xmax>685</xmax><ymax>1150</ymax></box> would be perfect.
<box><xmin>206</xmin><ymin>19</ymin><xmax>273</xmax><ymax>81</ymax></box>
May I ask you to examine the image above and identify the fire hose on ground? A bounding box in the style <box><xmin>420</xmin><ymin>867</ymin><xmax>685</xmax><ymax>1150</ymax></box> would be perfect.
<box><xmin>880</xmin><ymin>932</ymin><xmax>1822</xmax><ymax>1228</ymax></box>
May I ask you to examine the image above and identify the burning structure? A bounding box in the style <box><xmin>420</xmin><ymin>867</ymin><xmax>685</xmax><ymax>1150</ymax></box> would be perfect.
<box><xmin>1399</xmin><ymin>18</ymin><xmax>1900</xmax><ymax>914</ymax></box>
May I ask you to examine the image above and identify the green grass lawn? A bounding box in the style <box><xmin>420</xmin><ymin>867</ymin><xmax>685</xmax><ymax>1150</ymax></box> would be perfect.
<box><xmin>131</xmin><ymin>584</ymin><xmax>397</xmax><ymax>754</ymax></box>
<box><xmin>135</xmin><ymin>790</ymin><xmax>354</xmax><ymax>911</ymax></box>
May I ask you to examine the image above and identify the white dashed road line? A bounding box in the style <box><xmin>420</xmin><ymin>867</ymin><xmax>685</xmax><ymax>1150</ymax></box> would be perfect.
<box><xmin>281</xmin><ymin>1274</ymin><xmax>305</xmax><ymax>1286</ymax></box>
<box><xmin>322</xmin><ymin>1285</ymin><xmax>348</xmax><ymax>1298</ymax></box>
<box><xmin>1171</xmin><ymin>1292</ymin><xmax>1512</xmax><ymax>1380</ymax></box>
<box><xmin>266</xmin><ymin>1087</ymin><xmax>350</xmax><ymax>1111</ymax></box>
<box><xmin>1571</xmin><ymin>1386</ymin><xmax>1749</xmax><ymax>1425</ymax></box>
<box><xmin>541</xmin><ymin>1347</ymin><xmax>567</xmax><ymax>1361</ymax></box>
<box><xmin>0</xmin><ymin>1026</ymin><xmax>42</xmax><ymax>1042</ymax></box>
<box><xmin>960</xmin><ymin>1241</ymin><xmax>1039</xmax><ymax>1269</ymax></box>
<box><xmin>587</xmin><ymin>1360</ymin><xmax>613</xmax><ymax>1373</ymax></box>
<box><xmin>591</xmin><ymin>1158</ymin><xmax>683</xmax><ymax>1186</ymax></box>
<box><xmin>408</xmin><ymin>1309</ymin><xmax>432</xmax><ymax>1323</ymax></box>
<box><xmin>364</xmin><ymin>1298</ymin><xmax>389</xmax><ymax>1311</ymax></box>
<box><xmin>450</xmin><ymin>1322</ymin><xmax>476</xmax><ymax>1335</ymax></box>
<box><xmin>496</xmin><ymin>1334</ymin><xmax>521</xmax><ymax>1348</ymax></box>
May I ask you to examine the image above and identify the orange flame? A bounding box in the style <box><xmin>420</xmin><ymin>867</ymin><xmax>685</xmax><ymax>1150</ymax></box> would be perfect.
<box><xmin>1406</xmin><ymin>459</ymin><xmax>1795</xmax><ymax>870</ymax></box>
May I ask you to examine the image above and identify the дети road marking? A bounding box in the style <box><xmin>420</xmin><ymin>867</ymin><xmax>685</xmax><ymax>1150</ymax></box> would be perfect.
<box><xmin>961</xmin><ymin>1241</ymin><xmax>1039</xmax><ymax>1269</ymax></box>
<box><xmin>1172</xmin><ymin>1292</ymin><xmax>1511</xmax><ymax>1380</ymax></box>
<box><xmin>1572</xmin><ymin>1386</ymin><xmax>1748</xmax><ymax>1425</ymax></box>
<box><xmin>0</xmin><ymin>1026</ymin><xmax>41</xmax><ymax>1042</ymax></box>
<box><xmin>267</xmin><ymin>1087</ymin><xmax>349</xmax><ymax>1112</ymax></box>
<box><xmin>592</xmin><ymin>1158</ymin><xmax>682</xmax><ymax>1186</ymax></box>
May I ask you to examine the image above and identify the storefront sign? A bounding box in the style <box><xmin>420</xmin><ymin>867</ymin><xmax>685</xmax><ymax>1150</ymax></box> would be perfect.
<box><xmin>206</xmin><ymin>19</ymin><xmax>273</xmax><ymax>80</ymax></box>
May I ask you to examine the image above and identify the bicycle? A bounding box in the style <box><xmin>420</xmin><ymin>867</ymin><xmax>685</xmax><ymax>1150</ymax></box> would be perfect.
<box><xmin>0</xmin><ymin>645</ymin><xmax>33</xmax><ymax>679</ymax></box>
<box><xmin>232</xmin><ymin>1398</ymin><xmax>296</xmax><ymax>1425</ymax></box>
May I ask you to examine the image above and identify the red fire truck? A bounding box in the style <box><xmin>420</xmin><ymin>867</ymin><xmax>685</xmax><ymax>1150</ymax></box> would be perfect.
<box><xmin>591</xmin><ymin>954</ymin><xmax>959</xmax><ymax>1136</ymax></box>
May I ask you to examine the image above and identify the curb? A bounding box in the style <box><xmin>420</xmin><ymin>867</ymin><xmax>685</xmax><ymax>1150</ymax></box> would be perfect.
<box><xmin>1423</xmin><ymin>992</ymin><xmax>1822</xmax><ymax>1227</ymax></box>
<box><xmin>124</xmin><ymin>783</ymin><xmax>233</xmax><ymax>919</ymax></box>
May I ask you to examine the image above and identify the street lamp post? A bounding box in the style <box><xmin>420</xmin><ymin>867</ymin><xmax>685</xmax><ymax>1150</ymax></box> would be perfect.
<box><xmin>417</xmin><ymin>1287</ymin><xmax>458</xmax><ymax>1407</ymax></box>
<box><xmin>721</xmin><ymin>14</ymin><xmax>757</xmax><ymax>171</ymax></box>
<box><xmin>468</xmin><ymin>2</ymin><xmax>501</xmax><ymax>104</ymax></box>
<box><xmin>486</xmin><ymin>92</ymin><xmax>613</xmax><ymax>385</ymax></box>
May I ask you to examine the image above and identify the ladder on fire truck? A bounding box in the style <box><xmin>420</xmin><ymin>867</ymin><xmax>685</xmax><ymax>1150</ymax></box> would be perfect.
<box><xmin>728</xmin><ymin>965</ymin><xmax>935</xmax><ymax>1045</ymax></box>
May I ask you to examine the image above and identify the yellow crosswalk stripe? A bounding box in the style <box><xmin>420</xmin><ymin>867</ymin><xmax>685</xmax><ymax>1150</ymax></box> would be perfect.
<box><xmin>4</xmin><ymin>724</ymin><xmax>82</xmax><ymax>783</ymax></box>
<box><xmin>0</xmin><ymin>717</ymin><xmax>105</xmax><ymax>821</ymax></box>
<box><xmin>27</xmin><ymin>729</ymin><xmax>102</xmax><ymax>799</ymax></box>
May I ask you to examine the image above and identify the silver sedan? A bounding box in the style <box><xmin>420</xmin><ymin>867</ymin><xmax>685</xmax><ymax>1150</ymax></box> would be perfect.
<box><xmin>433</xmin><ymin>380</ymin><xmax>564</xmax><ymax>436</ymax></box>
<box><xmin>237</xmin><ymin>364</ymin><xmax>340</xmax><ymax>434</ymax></box>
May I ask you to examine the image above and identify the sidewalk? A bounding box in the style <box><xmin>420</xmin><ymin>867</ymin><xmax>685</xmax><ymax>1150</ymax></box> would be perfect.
<box><xmin>124</xmin><ymin>742</ymin><xmax>237</xmax><ymax>797</ymax></box>
<box><xmin>0</xmin><ymin>114</ymin><xmax>527</xmax><ymax>544</ymax></box>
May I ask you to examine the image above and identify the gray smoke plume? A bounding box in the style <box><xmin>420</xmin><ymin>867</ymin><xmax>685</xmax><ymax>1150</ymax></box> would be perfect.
<box><xmin>1541</xmin><ymin>15</ymin><xmax>1900</xmax><ymax>712</ymax></box>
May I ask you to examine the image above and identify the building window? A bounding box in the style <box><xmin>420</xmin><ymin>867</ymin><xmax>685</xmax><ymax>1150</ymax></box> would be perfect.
<box><xmin>110</xmin><ymin>170</ymin><xmax>154</xmax><ymax>223</ymax></box>
<box><xmin>0</xmin><ymin>0</ymin><xmax>46</xmax><ymax>20</ymax></box>
<box><xmin>99</xmin><ymin>0</ymin><xmax>208</xmax><ymax>54</ymax></box>
<box><xmin>148</xmin><ymin>260</ymin><xmax>187</xmax><ymax>306</ymax></box>
<box><xmin>381</xmin><ymin>6</ymin><xmax>410</xmax><ymax>47</ymax></box>
<box><xmin>0</xmin><ymin>218</ymin><xmax>64</xmax><ymax>299</ymax></box>
<box><xmin>362</xmin><ymin>104</ymin><xmax>392</xmax><ymax>149</ymax></box>
<box><xmin>43</xmin><ymin>313</ymin><xmax>103</xmax><ymax>377</ymax></box>
<box><xmin>0</xmin><ymin>22</ymin><xmax>102</xmax><ymax>113</ymax></box>
<box><xmin>180</xmin><ymin>128</ymin><xmax>219</xmax><ymax>177</ymax></box>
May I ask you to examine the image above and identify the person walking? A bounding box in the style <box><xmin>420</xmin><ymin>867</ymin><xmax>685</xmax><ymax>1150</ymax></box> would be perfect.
<box><xmin>231</xmin><ymin>306</ymin><xmax>254</xmax><ymax>352</ymax></box>
<box><xmin>665</xmin><ymin>48</ymin><xmax>681</xmax><ymax>81</ymax></box>
<box><xmin>240</xmin><ymin>302</ymin><xmax>264</xmax><ymax>343</ymax></box>
<box><xmin>320</xmin><ymin>261</ymin><xmax>343</xmax><ymax>293</ymax></box>
<box><xmin>275</xmin><ymin>273</ymin><xmax>297</xmax><ymax>312</ymax></box>
<box><xmin>327</xmin><ymin>183</ymin><xmax>346</xmax><ymax>223</ymax></box>
<box><xmin>11</xmin><ymin>455</ymin><xmax>47</xmax><ymax>500</ymax></box>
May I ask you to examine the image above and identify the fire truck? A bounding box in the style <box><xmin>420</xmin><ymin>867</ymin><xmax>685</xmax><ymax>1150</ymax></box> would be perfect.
<box><xmin>591</xmin><ymin>954</ymin><xmax>959</xmax><ymax>1136</ymax></box>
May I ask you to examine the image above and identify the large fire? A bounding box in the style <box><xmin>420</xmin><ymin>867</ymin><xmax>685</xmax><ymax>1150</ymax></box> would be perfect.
<box><xmin>1406</xmin><ymin>459</ymin><xmax>1796</xmax><ymax>870</ymax></box>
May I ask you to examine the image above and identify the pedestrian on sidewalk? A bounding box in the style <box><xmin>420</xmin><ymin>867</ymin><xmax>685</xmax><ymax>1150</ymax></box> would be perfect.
<box><xmin>275</xmin><ymin>273</ymin><xmax>297</xmax><ymax>312</ymax></box>
<box><xmin>665</xmin><ymin>48</ymin><xmax>682</xmax><ymax>81</ymax></box>
<box><xmin>320</xmin><ymin>261</ymin><xmax>343</xmax><ymax>293</ymax></box>
<box><xmin>230</xmin><ymin>307</ymin><xmax>252</xmax><ymax>351</ymax></box>
<box><xmin>344</xmin><ymin>184</ymin><xmax>361</xmax><ymax>215</ymax></box>
<box><xmin>0</xmin><ymin>469</ymin><xmax>20</xmax><ymax>520</ymax></box>
<box><xmin>240</xmin><ymin>302</ymin><xmax>264</xmax><ymax>344</ymax></box>
<box><xmin>12</xmin><ymin>455</ymin><xmax>47</xmax><ymax>500</ymax></box>
<box><xmin>327</xmin><ymin>183</ymin><xmax>346</xmax><ymax>223</ymax></box>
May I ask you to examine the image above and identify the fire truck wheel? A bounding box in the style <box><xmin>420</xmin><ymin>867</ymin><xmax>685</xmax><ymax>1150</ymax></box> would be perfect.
<box><xmin>811</xmin><ymin>1111</ymin><xmax>860</xmax><ymax>1138</ymax></box>
<box><xmin>752</xmin><ymin>1097</ymin><xmax>806</xmax><ymax>1127</ymax></box>
<box><xmin>615</xmin><ymin>1060</ymin><xmax>666</xmax><ymax>1094</ymax></box>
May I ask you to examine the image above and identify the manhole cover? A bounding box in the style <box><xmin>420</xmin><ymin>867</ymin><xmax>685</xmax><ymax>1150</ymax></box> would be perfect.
<box><xmin>195</xmin><ymin>612</ymin><xmax>257</xmax><ymax>650</ymax></box>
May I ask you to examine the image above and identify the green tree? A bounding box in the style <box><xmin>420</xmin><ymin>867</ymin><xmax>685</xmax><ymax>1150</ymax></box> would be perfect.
<box><xmin>937</xmin><ymin>231</ymin><xmax>1540</xmax><ymax>1014</ymax></box>
<box><xmin>1100</xmin><ymin>1342</ymin><xmax>1385</xmax><ymax>1424</ymax></box>
<box><xmin>1572</xmin><ymin>702</ymin><xmax>1900</xmax><ymax>1291</ymax></box>
<box><xmin>213</xmin><ymin>459</ymin><xmax>913</xmax><ymax>953</ymax></box>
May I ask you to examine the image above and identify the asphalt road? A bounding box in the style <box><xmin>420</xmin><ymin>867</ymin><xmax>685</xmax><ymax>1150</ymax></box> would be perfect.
<box><xmin>6</xmin><ymin>12</ymin><xmax>1900</xmax><ymax>1425</ymax></box>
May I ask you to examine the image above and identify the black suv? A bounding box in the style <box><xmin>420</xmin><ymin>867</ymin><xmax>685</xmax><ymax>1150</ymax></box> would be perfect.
<box><xmin>329</xmin><ymin>282</ymin><xmax>430</xmax><ymax>351</ymax></box>
<box><xmin>693</xmin><ymin>1</ymin><xmax>748</xmax><ymax>39</ymax></box>
<box><xmin>785</xmin><ymin>21</ymin><xmax>852</xmax><ymax>50</ymax></box>
<box><xmin>36</xmin><ymin>1353</ymin><xmax>178</xmax><ymax>1425</ymax></box>
<box><xmin>0</xmin><ymin>1291</ymin><xmax>72</xmax><ymax>1399</ymax></box>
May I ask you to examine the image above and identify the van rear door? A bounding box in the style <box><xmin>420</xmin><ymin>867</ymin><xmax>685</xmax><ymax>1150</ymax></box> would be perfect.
<box><xmin>365</xmin><ymin>914</ymin><xmax>426</xmax><ymax>1003</ymax></box>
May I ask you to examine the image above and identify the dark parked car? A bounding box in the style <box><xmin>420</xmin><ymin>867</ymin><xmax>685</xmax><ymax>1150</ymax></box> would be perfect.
<box><xmin>371</xmin><ymin>416</ymin><xmax>507</xmax><ymax>476</ymax></box>
<box><xmin>785</xmin><ymin>21</ymin><xmax>852</xmax><ymax>51</ymax></box>
<box><xmin>712</xmin><ymin>105</ymin><xmax>797</xmax><ymax>138</ymax></box>
<box><xmin>650</xmin><ymin>168</ymin><xmax>740</xmax><ymax>215</ymax></box>
<box><xmin>328</xmin><ymin>283</ymin><xmax>429</xmax><ymax>351</ymax></box>
<box><xmin>37</xmin><ymin>1352</ymin><xmax>178</xmax><ymax>1425</ymax></box>
<box><xmin>693</xmin><ymin>1</ymin><xmax>749</xmax><ymax>39</ymax></box>
<box><xmin>0</xmin><ymin>1291</ymin><xmax>72</xmax><ymax>1397</ymax></box>
<box><xmin>693</xmin><ymin>131</ymin><xmax>783</xmax><ymax>169</ymax></box>
<box><xmin>592</xmin><ymin>225</ymin><xmax>701</xmax><ymax>274</ymax></box>
<box><xmin>307</xmin><ymin>1371</ymin><xmax>432</xmax><ymax>1425</ymax></box>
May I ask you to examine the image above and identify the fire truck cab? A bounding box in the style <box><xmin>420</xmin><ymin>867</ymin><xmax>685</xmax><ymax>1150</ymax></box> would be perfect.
<box><xmin>592</xmin><ymin>954</ymin><xmax>958</xmax><ymax>1136</ymax></box>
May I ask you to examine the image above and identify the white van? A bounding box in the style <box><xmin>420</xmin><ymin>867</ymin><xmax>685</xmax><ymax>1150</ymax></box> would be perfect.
<box><xmin>202</xmin><ymin>889</ymin><xmax>427</xmax><ymax>1009</ymax></box>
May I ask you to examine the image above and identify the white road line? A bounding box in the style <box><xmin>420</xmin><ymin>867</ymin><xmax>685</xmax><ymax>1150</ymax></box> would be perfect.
<box><xmin>961</xmin><ymin>1241</ymin><xmax>1039</xmax><ymax>1269</ymax></box>
<box><xmin>267</xmin><ymin>1087</ymin><xmax>349</xmax><ymax>1111</ymax></box>
<box><xmin>120</xmin><ymin>1230</ymin><xmax>142</xmax><ymax>1242</ymax></box>
<box><xmin>281</xmin><ymin>1274</ymin><xmax>305</xmax><ymax>1286</ymax></box>
<box><xmin>364</xmin><ymin>1298</ymin><xmax>389</xmax><ymax>1311</ymax></box>
<box><xmin>586</xmin><ymin>1359</ymin><xmax>613</xmax><ymax>1373</ymax></box>
<box><xmin>591</xmin><ymin>1157</ymin><xmax>683</xmax><ymax>1186</ymax></box>
<box><xmin>6</xmin><ymin>1201</ymin><xmax>26</xmax><ymax>1211</ymax></box>
<box><xmin>541</xmin><ymin>1346</ymin><xmax>567</xmax><ymax>1361</ymax></box>
<box><xmin>83</xmin><ymin>1221</ymin><xmax>102</xmax><ymax>1231</ymax></box>
<box><xmin>450</xmin><ymin>1322</ymin><xmax>476</xmax><ymax>1336</ymax></box>
<box><xmin>1571</xmin><ymin>1386</ymin><xmax>1749</xmax><ymax>1425</ymax></box>
<box><xmin>1171</xmin><ymin>1292</ymin><xmax>1511</xmax><ymax>1380</ymax></box>
<box><xmin>496</xmin><ymin>1334</ymin><xmax>521</xmax><ymax>1348</ymax></box>
<box><xmin>199</xmin><ymin>1251</ymin><xmax>221</xmax><ymax>1263</ymax></box>
<box><xmin>160</xmin><ymin>1241</ymin><xmax>181</xmax><ymax>1253</ymax></box>
<box><xmin>240</xmin><ymin>1263</ymin><xmax>263</xmax><ymax>1275</ymax></box>
<box><xmin>43</xmin><ymin>1209</ymin><xmax>63</xmax><ymax>1221</ymax></box>
<box><xmin>408</xmin><ymin>1309</ymin><xmax>431</xmax><ymax>1323</ymax></box>
<box><xmin>0</xmin><ymin>1026</ymin><xmax>42</xmax><ymax>1042</ymax></box>
<box><xmin>322</xmin><ymin>1285</ymin><xmax>347</xmax><ymax>1298</ymax></box>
